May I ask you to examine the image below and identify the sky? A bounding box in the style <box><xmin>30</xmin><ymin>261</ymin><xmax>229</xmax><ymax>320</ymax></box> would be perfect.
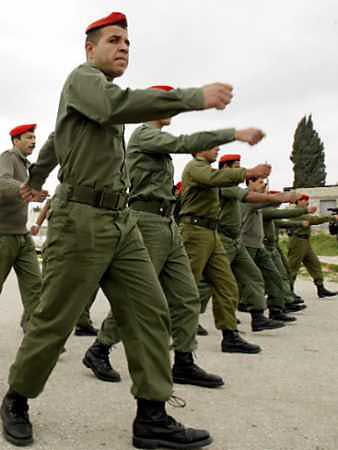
<box><xmin>0</xmin><ymin>0</ymin><xmax>337</xmax><ymax>194</ymax></box>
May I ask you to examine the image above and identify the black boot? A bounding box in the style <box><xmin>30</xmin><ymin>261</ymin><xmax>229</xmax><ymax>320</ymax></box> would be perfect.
<box><xmin>317</xmin><ymin>284</ymin><xmax>338</xmax><ymax>298</ymax></box>
<box><xmin>237</xmin><ymin>303</ymin><xmax>249</xmax><ymax>313</ymax></box>
<box><xmin>269</xmin><ymin>309</ymin><xmax>297</xmax><ymax>322</ymax></box>
<box><xmin>221</xmin><ymin>330</ymin><xmax>261</xmax><ymax>354</ymax></box>
<box><xmin>285</xmin><ymin>302</ymin><xmax>307</xmax><ymax>312</ymax></box>
<box><xmin>1</xmin><ymin>391</ymin><xmax>33</xmax><ymax>446</ymax></box>
<box><xmin>293</xmin><ymin>294</ymin><xmax>305</xmax><ymax>304</ymax></box>
<box><xmin>172</xmin><ymin>351</ymin><xmax>224</xmax><ymax>388</ymax></box>
<box><xmin>133</xmin><ymin>399</ymin><xmax>212</xmax><ymax>449</ymax></box>
<box><xmin>75</xmin><ymin>323</ymin><xmax>98</xmax><ymax>336</ymax></box>
<box><xmin>251</xmin><ymin>310</ymin><xmax>286</xmax><ymax>332</ymax></box>
<box><xmin>196</xmin><ymin>324</ymin><xmax>208</xmax><ymax>336</ymax></box>
<box><xmin>82</xmin><ymin>339</ymin><xmax>121</xmax><ymax>382</ymax></box>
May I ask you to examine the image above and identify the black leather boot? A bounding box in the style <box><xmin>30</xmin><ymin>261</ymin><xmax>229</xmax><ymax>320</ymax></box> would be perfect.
<box><xmin>196</xmin><ymin>324</ymin><xmax>208</xmax><ymax>336</ymax></box>
<box><xmin>269</xmin><ymin>309</ymin><xmax>297</xmax><ymax>322</ymax></box>
<box><xmin>1</xmin><ymin>391</ymin><xmax>33</xmax><ymax>446</ymax></box>
<box><xmin>133</xmin><ymin>399</ymin><xmax>212</xmax><ymax>449</ymax></box>
<box><xmin>75</xmin><ymin>324</ymin><xmax>98</xmax><ymax>336</ymax></box>
<box><xmin>221</xmin><ymin>330</ymin><xmax>261</xmax><ymax>353</ymax></box>
<box><xmin>82</xmin><ymin>339</ymin><xmax>121</xmax><ymax>382</ymax></box>
<box><xmin>251</xmin><ymin>310</ymin><xmax>286</xmax><ymax>332</ymax></box>
<box><xmin>172</xmin><ymin>351</ymin><xmax>224</xmax><ymax>388</ymax></box>
<box><xmin>317</xmin><ymin>284</ymin><xmax>338</xmax><ymax>298</ymax></box>
<box><xmin>285</xmin><ymin>302</ymin><xmax>307</xmax><ymax>312</ymax></box>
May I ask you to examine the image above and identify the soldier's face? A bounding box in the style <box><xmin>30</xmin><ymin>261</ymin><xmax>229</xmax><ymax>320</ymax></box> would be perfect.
<box><xmin>250</xmin><ymin>178</ymin><xmax>266</xmax><ymax>193</ymax></box>
<box><xmin>200</xmin><ymin>147</ymin><xmax>220</xmax><ymax>163</ymax></box>
<box><xmin>14</xmin><ymin>132</ymin><xmax>36</xmax><ymax>156</ymax></box>
<box><xmin>87</xmin><ymin>25</ymin><xmax>130</xmax><ymax>77</ymax></box>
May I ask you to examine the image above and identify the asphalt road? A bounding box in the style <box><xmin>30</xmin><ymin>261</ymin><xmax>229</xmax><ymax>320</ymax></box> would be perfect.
<box><xmin>1</xmin><ymin>271</ymin><xmax>338</xmax><ymax>450</ymax></box>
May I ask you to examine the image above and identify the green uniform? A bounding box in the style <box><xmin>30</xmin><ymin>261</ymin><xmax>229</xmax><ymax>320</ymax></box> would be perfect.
<box><xmin>0</xmin><ymin>147</ymin><xmax>41</xmax><ymax>328</ymax></box>
<box><xmin>99</xmin><ymin>123</ymin><xmax>238</xmax><ymax>351</ymax></box>
<box><xmin>8</xmin><ymin>62</ymin><xmax>206</xmax><ymax>401</ymax></box>
<box><xmin>241</xmin><ymin>202</ymin><xmax>285</xmax><ymax>310</ymax></box>
<box><xmin>263</xmin><ymin>206</ymin><xmax>308</xmax><ymax>304</ymax></box>
<box><xmin>179</xmin><ymin>155</ymin><xmax>246</xmax><ymax>331</ymax></box>
<box><xmin>287</xmin><ymin>213</ymin><xmax>335</xmax><ymax>286</ymax></box>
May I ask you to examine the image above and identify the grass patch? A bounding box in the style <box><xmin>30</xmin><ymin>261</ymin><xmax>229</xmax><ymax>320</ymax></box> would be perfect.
<box><xmin>279</xmin><ymin>231</ymin><xmax>338</xmax><ymax>256</ymax></box>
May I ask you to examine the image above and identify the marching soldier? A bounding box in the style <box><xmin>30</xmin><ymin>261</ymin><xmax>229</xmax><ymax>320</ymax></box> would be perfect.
<box><xmin>179</xmin><ymin>142</ymin><xmax>269</xmax><ymax>354</ymax></box>
<box><xmin>1</xmin><ymin>12</ymin><xmax>234</xmax><ymax>449</ymax></box>
<box><xmin>0</xmin><ymin>124</ymin><xmax>46</xmax><ymax>332</ymax></box>
<box><xmin>287</xmin><ymin>194</ymin><xmax>338</xmax><ymax>298</ymax></box>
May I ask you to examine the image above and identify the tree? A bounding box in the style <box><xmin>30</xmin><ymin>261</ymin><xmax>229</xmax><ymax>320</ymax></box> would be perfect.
<box><xmin>290</xmin><ymin>115</ymin><xmax>326</xmax><ymax>188</ymax></box>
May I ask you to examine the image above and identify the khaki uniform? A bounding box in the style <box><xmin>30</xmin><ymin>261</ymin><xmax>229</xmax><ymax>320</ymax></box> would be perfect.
<box><xmin>0</xmin><ymin>148</ymin><xmax>41</xmax><ymax>328</ymax></box>
<box><xmin>287</xmin><ymin>213</ymin><xmax>335</xmax><ymax>286</ymax></box>
<box><xmin>179</xmin><ymin>155</ymin><xmax>246</xmax><ymax>331</ymax></box>
<box><xmin>98</xmin><ymin>123</ymin><xmax>238</xmax><ymax>351</ymax></box>
<box><xmin>8</xmin><ymin>62</ymin><xmax>206</xmax><ymax>400</ymax></box>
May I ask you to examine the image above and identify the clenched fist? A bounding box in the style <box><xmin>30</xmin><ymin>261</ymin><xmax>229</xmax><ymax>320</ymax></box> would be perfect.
<box><xmin>20</xmin><ymin>183</ymin><xmax>48</xmax><ymax>203</ymax></box>
<box><xmin>235</xmin><ymin>128</ymin><xmax>265</xmax><ymax>146</ymax></box>
<box><xmin>307</xmin><ymin>206</ymin><xmax>317</xmax><ymax>214</ymax></box>
<box><xmin>246</xmin><ymin>163</ymin><xmax>271</xmax><ymax>179</ymax></box>
<box><xmin>202</xmin><ymin>83</ymin><xmax>233</xmax><ymax>110</ymax></box>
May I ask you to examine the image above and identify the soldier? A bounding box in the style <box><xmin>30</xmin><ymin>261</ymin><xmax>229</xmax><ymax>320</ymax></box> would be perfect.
<box><xmin>216</xmin><ymin>154</ymin><xmax>289</xmax><ymax>330</ymax></box>
<box><xmin>240</xmin><ymin>177</ymin><xmax>304</xmax><ymax>321</ymax></box>
<box><xmin>85</xmin><ymin>84</ymin><xmax>255</xmax><ymax>388</ymax></box>
<box><xmin>287</xmin><ymin>194</ymin><xmax>338</xmax><ymax>298</ymax></box>
<box><xmin>179</xmin><ymin>142</ymin><xmax>269</xmax><ymax>355</ymax></box>
<box><xmin>31</xmin><ymin>197</ymin><xmax>99</xmax><ymax>336</ymax></box>
<box><xmin>1</xmin><ymin>12</ymin><xmax>234</xmax><ymax>449</ymax></box>
<box><xmin>0</xmin><ymin>124</ymin><xmax>46</xmax><ymax>332</ymax></box>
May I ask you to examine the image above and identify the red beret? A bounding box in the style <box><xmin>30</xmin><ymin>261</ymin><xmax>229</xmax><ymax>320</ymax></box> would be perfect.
<box><xmin>149</xmin><ymin>85</ymin><xmax>174</xmax><ymax>92</ymax></box>
<box><xmin>176</xmin><ymin>181</ymin><xmax>183</xmax><ymax>193</ymax></box>
<box><xmin>10</xmin><ymin>124</ymin><xmax>36</xmax><ymax>138</ymax></box>
<box><xmin>219</xmin><ymin>154</ymin><xmax>241</xmax><ymax>164</ymax></box>
<box><xmin>298</xmin><ymin>194</ymin><xmax>310</xmax><ymax>202</ymax></box>
<box><xmin>86</xmin><ymin>12</ymin><xmax>127</xmax><ymax>34</ymax></box>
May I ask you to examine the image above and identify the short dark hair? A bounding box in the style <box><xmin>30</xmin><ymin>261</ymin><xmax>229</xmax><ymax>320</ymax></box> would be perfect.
<box><xmin>245</xmin><ymin>176</ymin><xmax>258</xmax><ymax>186</ymax></box>
<box><xmin>11</xmin><ymin>136</ymin><xmax>21</xmax><ymax>145</ymax></box>
<box><xmin>219</xmin><ymin>160</ymin><xmax>236</xmax><ymax>170</ymax></box>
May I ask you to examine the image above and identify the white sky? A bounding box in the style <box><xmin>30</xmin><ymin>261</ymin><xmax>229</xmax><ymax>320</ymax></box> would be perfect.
<box><xmin>1</xmin><ymin>0</ymin><xmax>337</xmax><ymax>193</ymax></box>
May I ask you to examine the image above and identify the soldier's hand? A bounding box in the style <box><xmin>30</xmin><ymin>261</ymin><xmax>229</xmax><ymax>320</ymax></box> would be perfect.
<box><xmin>202</xmin><ymin>83</ymin><xmax>233</xmax><ymax>110</ymax></box>
<box><xmin>20</xmin><ymin>183</ymin><xmax>48</xmax><ymax>203</ymax></box>
<box><xmin>246</xmin><ymin>163</ymin><xmax>271</xmax><ymax>179</ymax></box>
<box><xmin>235</xmin><ymin>128</ymin><xmax>265</xmax><ymax>145</ymax></box>
<box><xmin>31</xmin><ymin>225</ymin><xmax>40</xmax><ymax>236</ymax></box>
<box><xmin>303</xmin><ymin>220</ymin><xmax>310</xmax><ymax>227</ymax></box>
<box><xmin>307</xmin><ymin>206</ymin><xmax>317</xmax><ymax>214</ymax></box>
<box><xmin>284</xmin><ymin>192</ymin><xmax>299</xmax><ymax>204</ymax></box>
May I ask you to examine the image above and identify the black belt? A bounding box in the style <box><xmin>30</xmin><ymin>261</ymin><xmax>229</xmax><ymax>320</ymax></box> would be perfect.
<box><xmin>181</xmin><ymin>215</ymin><xmax>218</xmax><ymax>230</ymax></box>
<box><xmin>130</xmin><ymin>200</ymin><xmax>175</xmax><ymax>217</ymax></box>
<box><xmin>67</xmin><ymin>185</ymin><xmax>129</xmax><ymax>210</ymax></box>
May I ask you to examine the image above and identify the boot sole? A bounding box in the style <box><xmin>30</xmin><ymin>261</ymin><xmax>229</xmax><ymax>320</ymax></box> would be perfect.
<box><xmin>82</xmin><ymin>357</ymin><xmax>121</xmax><ymax>383</ymax></box>
<box><xmin>2</xmin><ymin>425</ymin><xmax>33</xmax><ymax>447</ymax></box>
<box><xmin>221</xmin><ymin>347</ymin><xmax>261</xmax><ymax>354</ymax></box>
<box><xmin>252</xmin><ymin>324</ymin><xmax>286</xmax><ymax>332</ymax></box>
<box><xmin>74</xmin><ymin>331</ymin><xmax>98</xmax><ymax>336</ymax></box>
<box><xmin>133</xmin><ymin>435</ymin><xmax>212</xmax><ymax>449</ymax></box>
<box><xmin>173</xmin><ymin>377</ymin><xmax>224</xmax><ymax>388</ymax></box>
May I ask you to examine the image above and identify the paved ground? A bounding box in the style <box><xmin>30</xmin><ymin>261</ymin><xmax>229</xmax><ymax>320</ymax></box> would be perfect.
<box><xmin>1</xmin><ymin>272</ymin><xmax>338</xmax><ymax>450</ymax></box>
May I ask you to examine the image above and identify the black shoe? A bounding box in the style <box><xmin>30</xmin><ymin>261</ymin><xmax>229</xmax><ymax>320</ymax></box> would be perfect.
<box><xmin>221</xmin><ymin>330</ymin><xmax>261</xmax><ymax>354</ymax></box>
<box><xmin>251</xmin><ymin>310</ymin><xmax>286</xmax><ymax>332</ymax></box>
<box><xmin>237</xmin><ymin>303</ymin><xmax>249</xmax><ymax>313</ymax></box>
<box><xmin>83</xmin><ymin>339</ymin><xmax>121</xmax><ymax>382</ymax></box>
<box><xmin>133</xmin><ymin>399</ymin><xmax>212</xmax><ymax>449</ymax></box>
<box><xmin>293</xmin><ymin>297</ymin><xmax>305</xmax><ymax>304</ymax></box>
<box><xmin>172</xmin><ymin>352</ymin><xmax>224</xmax><ymax>388</ymax></box>
<box><xmin>285</xmin><ymin>302</ymin><xmax>307</xmax><ymax>312</ymax></box>
<box><xmin>317</xmin><ymin>285</ymin><xmax>338</xmax><ymax>298</ymax></box>
<box><xmin>75</xmin><ymin>324</ymin><xmax>98</xmax><ymax>336</ymax></box>
<box><xmin>1</xmin><ymin>391</ymin><xmax>33</xmax><ymax>446</ymax></box>
<box><xmin>269</xmin><ymin>310</ymin><xmax>297</xmax><ymax>322</ymax></box>
<box><xmin>196</xmin><ymin>324</ymin><xmax>208</xmax><ymax>336</ymax></box>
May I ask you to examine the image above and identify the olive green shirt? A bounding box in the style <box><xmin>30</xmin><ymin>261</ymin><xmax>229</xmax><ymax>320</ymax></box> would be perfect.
<box><xmin>0</xmin><ymin>147</ymin><xmax>30</xmax><ymax>234</ymax></box>
<box><xmin>127</xmin><ymin>123</ymin><xmax>237</xmax><ymax>203</ymax></box>
<box><xmin>180</xmin><ymin>156</ymin><xmax>246</xmax><ymax>220</ymax></box>
<box><xmin>288</xmin><ymin>213</ymin><xmax>335</xmax><ymax>238</ymax></box>
<box><xmin>218</xmin><ymin>186</ymin><xmax>249</xmax><ymax>238</ymax></box>
<box><xmin>240</xmin><ymin>202</ymin><xmax>274</xmax><ymax>249</ymax></box>
<box><xmin>32</xmin><ymin>63</ymin><xmax>205</xmax><ymax>192</ymax></box>
<box><xmin>262</xmin><ymin>207</ymin><xmax>308</xmax><ymax>247</ymax></box>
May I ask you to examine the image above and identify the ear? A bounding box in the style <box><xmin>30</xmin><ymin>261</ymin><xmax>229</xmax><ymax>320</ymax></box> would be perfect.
<box><xmin>85</xmin><ymin>40</ymin><xmax>96</xmax><ymax>59</ymax></box>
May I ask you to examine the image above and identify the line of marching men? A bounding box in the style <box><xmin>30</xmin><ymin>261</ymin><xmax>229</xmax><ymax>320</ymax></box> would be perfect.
<box><xmin>0</xmin><ymin>10</ymin><xmax>338</xmax><ymax>450</ymax></box>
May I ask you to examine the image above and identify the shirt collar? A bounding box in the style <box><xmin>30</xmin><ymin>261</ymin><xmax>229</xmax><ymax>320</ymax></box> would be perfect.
<box><xmin>12</xmin><ymin>146</ymin><xmax>29</xmax><ymax>165</ymax></box>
